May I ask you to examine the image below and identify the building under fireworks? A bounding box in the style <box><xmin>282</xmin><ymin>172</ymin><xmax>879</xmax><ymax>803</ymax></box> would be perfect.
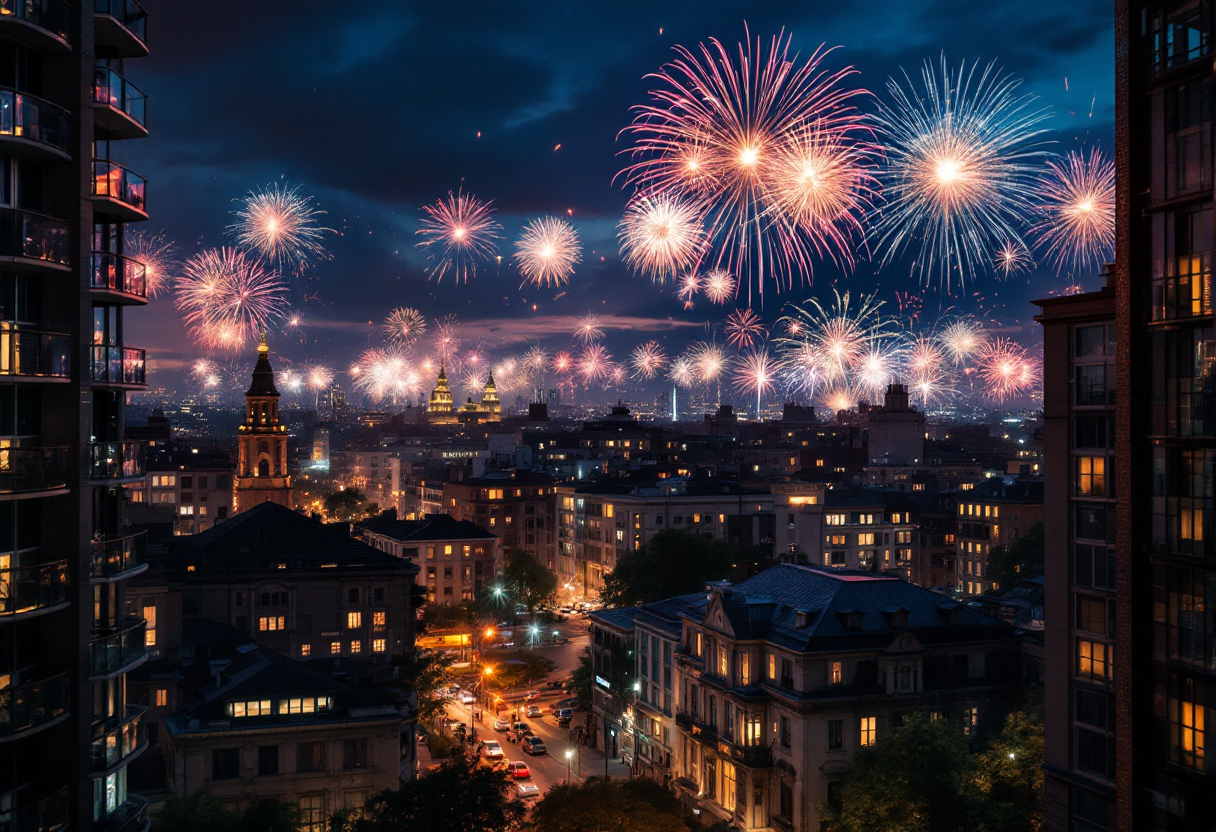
<box><xmin>426</xmin><ymin>366</ymin><xmax>502</xmax><ymax>426</ymax></box>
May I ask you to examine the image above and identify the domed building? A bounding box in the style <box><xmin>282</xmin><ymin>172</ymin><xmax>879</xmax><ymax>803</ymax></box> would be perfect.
<box><xmin>427</xmin><ymin>368</ymin><xmax>501</xmax><ymax>425</ymax></box>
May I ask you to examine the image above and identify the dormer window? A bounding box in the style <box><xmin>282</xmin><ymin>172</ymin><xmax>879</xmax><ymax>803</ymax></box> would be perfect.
<box><xmin>228</xmin><ymin>699</ymin><xmax>272</xmax><ymax>717</ymax></box>
<box><xmin>893</xmin><ymin>611</ymin><xmax>908</xmax><ymax>628</ymax></box>
<box><xmin>847</xmin><ymin>612</ymin><xmax>861</xmax><ymax>630</ymax></box>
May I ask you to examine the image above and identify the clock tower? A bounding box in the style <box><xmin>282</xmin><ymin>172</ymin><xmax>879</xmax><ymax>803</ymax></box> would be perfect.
<box><xmin>233</xmin><ymin>332</ymin><xmax>293</xmax><ymax>514</ymax></box>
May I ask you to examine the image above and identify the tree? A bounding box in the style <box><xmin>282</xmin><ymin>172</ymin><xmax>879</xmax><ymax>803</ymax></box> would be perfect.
<box><xmin>394</xmin><ymin>648</ymin><xmax>456</xmax><ymax>723</ymax></box>
<box><xmin>818</xmin><ymin>716</ymin><xmax>983</xmax><ymax>832</ymax></box>
<box><xmin>502</xmin><ymin>549</ymin><xmax>558</xmax><ymax>613</ymax></box>
<box><xmin>152</xmin><ymin>793</ymin><xmax>299</xmax><ymax>832</ymax></box>
<box><xmin>489</xmin><ymin>649</ymin><xmax>555</xmax><ymax>688</ymax></box>
<box><xmin>987</xmin><ymin>522</ymin><xmax>1045</xmax><ymax>590</ymax></box>
<box><xmin>330</xmin><ymin>749</ymin><xmax>526</xmax><ymax>832</ymax></box>
<box><xmin>600</xmin><ymin>530</ymin><xmax>737</xmax><ymax>607</ymax></box>
<box><xmin>974</xmin><ymin>708</ymin><xmax>1045</xmax><ymax>832</ymax></box>
<box><xmin>528</xmin><ymin>777</ymin><xmax>693</xmax><ymax>832</ymax></box>
<box><xmin>324</xmin><ymin>488</ymin><xmax>370</xmax><ymax>522</ymax></box>
<box><xmin>570</xmin><ymin>654</ymin><xmax>593</xmax><ymax>711</ymax></box>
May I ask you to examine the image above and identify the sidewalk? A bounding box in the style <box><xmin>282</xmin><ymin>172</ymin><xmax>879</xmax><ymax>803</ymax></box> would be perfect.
<box><xmin>562</xmin><ymin>741</ymin><xmax>633</xmax><ymax>781</ymax></box>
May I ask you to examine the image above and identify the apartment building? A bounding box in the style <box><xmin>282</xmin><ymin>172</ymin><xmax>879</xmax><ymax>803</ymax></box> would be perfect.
<box><xmin>955</xmin><ymin>479</ymin><xmax>1044</xmax><ymax>597</ymax></box>
<box><xmin>441</xmin><ymin>470</ymin><xmax>557</xmax><ymax>570</ymax></box>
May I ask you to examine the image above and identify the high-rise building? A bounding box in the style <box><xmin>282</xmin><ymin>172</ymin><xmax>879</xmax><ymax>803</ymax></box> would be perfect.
<box><xmin>233</xmin><ymin>334</ymin><xmax>292</xmax><ymax>514</ymax></box>
<box><xmin>1112</xmin><ymin>3</ymin><xmax>1214</xmax><ymax>829</ymax></box>
<box><xmin>0</xmin><ymin>4</ymin><xmax>152</xmax><ymax>831</ymax></box>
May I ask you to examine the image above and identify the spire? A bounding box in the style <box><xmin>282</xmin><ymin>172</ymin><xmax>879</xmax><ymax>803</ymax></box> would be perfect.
<box><xmin>245</xmin><ymin>331</ymin><xmax>279</xmax><ymax>397</ymax></box>
<box><xmin>257</xmin><ymin>327</ymin><xmax>268</xmax><ymax>355</ymax></box>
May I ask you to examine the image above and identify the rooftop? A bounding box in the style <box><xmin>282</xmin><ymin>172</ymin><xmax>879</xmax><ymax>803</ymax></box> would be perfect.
<box><xmin>357</xmin><ymin>510</ymin><xmax>496</xmax><ymax>542</ymax></box>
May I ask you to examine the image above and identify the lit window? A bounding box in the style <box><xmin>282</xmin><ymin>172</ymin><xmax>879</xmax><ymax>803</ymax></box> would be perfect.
<box><xmin>1172</xmin><ymin>685</ymin><xmax>1206</xmax><ymax>769</ymax></box>
<box><xmin>963</xmin><ymin>706</ymin><xmax>979</xmax><ymax>736</ymax></box>
<box><xmin>825</xmin><ymin>513</ymin><xmax>846</xmax><ymax>526</ymax></box>
<box><xmin>331</xmin><ymin>641</ymin><xmax>341</xmax><ymax>655</ymax></box>
<box><xmin>859</xmin><ymin>716</ymin><xmax>877</xmax><ymax>746</ymax></box>
<box><xmin>767</xmin><ymin>653</ymin><xmax>776</xmax><ymax>680</ymax></box>
<box><xmin>373</xmin><ymin>638</ymin><xmax>387</xmax><ymax>653</ymax></box>
<box><xmin>143</xmin><ymin>604</ymin><xmax>157</xmax><ymax>647</ymax></box>
<box><xmin>741</xmin><ymin>653</ymin><xmax>751</xmax><ymax>686</ymax></box>
<box><xmin>444</xmin><ymin>545</ymin><xmax>453</xmax><ymax>556</ymax></box>
<box><xmin>1077</xmin><ymin>639</ymin><xmax>1111</xmax><ymax>682</ymax></box>
<box><xmin>695</xmin><ymin>632</ymin><xmax>703</xmax><ymax>657</ymax></box>
<box><xmin>373</xmin><ymin>611</ymin><xmax>386</xmax><ymax>629</ymax></box>
<box><xmin>347</xmin><ymin>611</ymin><xmax>362</xmax><ymax>629</ymax></box>
<box><xmin>155</xmin><ymin>688</ymin><xmax>168</xmax><ymax>707</ymax></box>
<box><xmin>259</xmin><ymin>616</ymin><xmax>285</xmax><ymax>632</ymax></box>
<box><xmin>858</xmin><ymin>533</ymin><xmax>876</xmax><ymax>546</ymax></box>
<box><xmin>301</xmin><ymin>644</ymin><xmax>311</xmax><ymax>657</ymax></box>
<box><xmin>830</xmin><ymin>661</ymin><xmax>842</xmax><ymax>685</ymax></box>
<box><xmin>229</xmin><ymin>699</ymin><xmax>272</xmax><ymax>717</ymax></box>
<box><xmin>351</xmin><ymin>640</ymin><xmax>362</xmax><ymax>654</ymax></box>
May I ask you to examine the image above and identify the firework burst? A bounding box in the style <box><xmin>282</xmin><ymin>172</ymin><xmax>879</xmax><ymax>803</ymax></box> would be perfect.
<box><xmin>576</xmin><ymin>344</ymin><xmax>612</xmax><ymax>383</ymax></box>
<box><xmin>552</xmin><ymin>351</ymin><xmax>574</xmax><ymax>375</ymax></box>
<box><xmin>126</xmin><ymin>229</ymin><xmax>177</xmax><ymax>298</ymax></box>
<box><xmin>383</xmin><ymin>307</ymin><xmax>427</xmax><ymax>346</ymax></box>
<box><xmin>1030</xmin><ymin>147</ymin><xmax>1116</xmax><ymax>276</ymax></box>
<box><xmin>432</xmin><ymin>317</ymin><xmax>461</xmax><ymax>364</ymax></box>
<box><xmin>619</xmin><ymin>26</ymin><xmax>872</xmax><ymax>303</ymax></box>
<box><xmin>668</xmin><ymin>354</ymin><xmax>695</xmax><ymax>387</ymax></box>
<box><xmin>515</xmin><ymin>217</ymin><xmax>582</xmax><ymax>288</ymax></box>
<box><xmin>630</xmin><ymin>340</ymin><xmax>668</xmax><ymax>379</ymax></box>
<box><xmin>732</xmin><ymin>348</ymin><xmax>778</xmax><ymax>417</ymax></box>
<box><xmin>691</xmin><ymin>341</ymin><xmax>731</xmax><ymax>385</ymax></box>
<box><xmin>175</xmin><ymin>247</ymin><xmax>289</xmax><ymax>351</ymax></box>
<box><xmin>676</xmin><ymin>272</ymin><xmax>703</xmax><ymax>305</ymax></box>
<box><xmin>939</xmin><ymin>319</ymin><xmax>986</xmax><ymax>365</ymax></box>
<box><xmin>415</xmin><ymin>189</ymin><xmax>502</xmax><ymax>283</ymax></box>
<box><xmin>229</xmin><ymin>182</ymin><xmax>331</xmax><ymax>270</ymax></box>
<box><xmin>725</xmin><ymin>308</ymin><xmax>768</xmax><ymax>350</ymax></box>
<box><xmin>994</xmin><ymin>239</ymin><xmax>1033</xmax><ymax>276</ymax></box>
<box><xmin>618</xmin><ymin>193</ymin><xmax>706</xmax><ymax>281</ymax></box>
<box><xmin>872</xmin><ymin>57</ymin><xmax>1053</xmax><ymax>291</ymax></box>
<box><xmin>976</xmin><ymin>337</ymin><xmax>1040</xmax><ymax>402</ymax></box>
<box><xmin>574</xmin><ymin>314</ymin><xmax>605</xmax><ymax>343</ymax></box>
<box><xmin>702</xmin><ymin>269</ymin><xmax>736</xmax><ymax>304</ymax></box>
<box><xmin>777</xmin><ymin>289</ymin><xmax>895</xmax><ymax>384</ymax></box>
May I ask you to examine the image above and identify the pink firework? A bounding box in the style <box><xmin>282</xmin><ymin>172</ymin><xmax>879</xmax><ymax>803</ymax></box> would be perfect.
<box><xmin>668</xmin><ymin>354</ymin><xmax>695</xmax><ymax>387</ymax></box>
<box><xmin>175</xmin><ymin>247</ymin><xmax>289</xmax><ymax>351</ymax></box>
<box><xmin>515</xmin><ymin>216</ymin><xmax>582</xmax><ymax>287</ymax></box>
<box><xmin>618</xmin><ymin>193</ymin><xmax>706</xmax><ymax>281</ymax></box>
<box><xmin>977</xmin><ymin>338</ymin><xmax>1041</xmax><ymax>402</ymax></box>
<box><xmin>630</xmin><ymin>340</ymin><xmax>668</xmax><ymax>379</ymax></box>
<box><xmin>725</xmin><ymin>308</ymin><xmax>767</xmax><ymax>350</ymax></box>
<box><xmin>702</xmin><ymin>269</ymin><xmax>736</xmax><ymax>304</ymax></box>
<box><xmin>619</xmin><ymin>26</ymin><xmax>871</xmax><ymax>302</ymax></box>
<box><xmin>577</xmin><ymin>344</ymin><xmax>612</xmax><ymax>383</ymax></box>
<box><xmin>228</xmin><ymin>182</ymin><xmax>331</xmax><ymax>270</ymax></box>
<box><xmin>1030</xmin><ymin>147</ymin><xmax>1116</xmax><ymax>276</ymax></box>
<box><xmin>432</xmin><ymin>317</ymin><xmax>461</xmax><ymax>364</ymax></box>
<box><xmin>126</xmin><ymin>229</ymin><xmax>177</xmax><ymax>298</ymax></box>
<box><xmin>676</xmin><ymin>272</ymin><xmax>703</xmax><ymax>305</ymax></box>
<box><xmin>552</xmin><ymin>351</ymin><xmax>573</xmax><ymax>375</ymax></box>
<box><xmin>415</xmin><ymin>189</ymin><xmax>502</xmax><ymax>283</ymax></box>
<box><xmin>731</xmin><ymin>348</ymin><xmax>778</xmax><ymax>418</ymax></box>
<box><xmin>574</xmin><ymin>314</ymin><xmax>604</xmax><ymax>343</ymax></box>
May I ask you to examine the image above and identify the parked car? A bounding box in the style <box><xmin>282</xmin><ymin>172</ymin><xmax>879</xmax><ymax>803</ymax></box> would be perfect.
<box><xmin>524</xmin><ymin>690</ymin><xmax>541</xmax><ymax>701</ymax></box>
<box><xmin>509</xmin><ymin>722</ymin><xmax>532</xmax><ymax>742</ymax></box>
<box><xmin>458</xmin><ymin>690</ymin><xmax>475</xmax><ymax>705</ymax></box>
<box><xmin>525</xmin><ymin>705</ymin><xmax>542</xmax><ymax>719</ymax></box>
<box><xmin>550</xmin><ymin>698</ymin><xmax>578</xmax><ymax>712</ymax></box>
<box><xmin>516</xmin><ymin>782</ymin><xmax>541</xmax><ymax>800</ymax></box>
<box><xmin>555</xmin><ymin>708</ymin><xmax>573</xmax><ymax>725</ymax></box>
<box><xmin>494</xmin><ymin>717</ymin><xmax>511</xmax><ymax>732</ymax></box>
<box><xmin>521</xmin><ymin>736</ymin><xmax>547</xmax><ymax>756</ymax></box>
<box><xmin>506</xmin><ymin>761</ymin><xmax>531</xmax><ymax>779</ymax></box>
<box><xmin>479</xmin><ymin>740</ymin><xmax>505</xmax><ymax>761</ymax></box>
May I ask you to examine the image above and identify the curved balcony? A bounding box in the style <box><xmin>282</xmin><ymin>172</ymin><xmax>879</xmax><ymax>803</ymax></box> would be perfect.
<box><xmin>90</xmin><ymin>530</ymin><xmax>147</xmax><ymax>581</ymax></box>
<box><xmin>0</xmin><ymin>329</ymin><xmax>70</xmax><ymax>381</ymax></box>
<box><xmin>0</xmin><ymin>207</ymin><xmax>69</xmax><ymax>273</ymax></box>
<box><xmin>90</xmin><ymin>617</ymin><xmax>146</xmax><ymax>678</ymax></box>
<box><xmin>94</xmin><ymin>0</ymin><xmax>147</xmax><ymax>58</ymax></box>
<box><xmin>0</xmin><ymin>784</ymin><xmax>69</xmax><ymax>832</ymax></box>
<box><xmin>88</xmin><ymin>441</ymin><xmax>145</xmax><ymax>483</ymax></box>
<box><xmin>0</xmin><ymin>0</ymin><xmax>70</xmax><ymax>53</ymax></box>
<box><xmin>92</xmin><ymin>160</ymin><xmax>147</xmax><ymax>222</ymax></box>
<box><xmin>0</xmin><ymin>446</ymin><xmax>68</xmax><ymax>498</ymax></box>
<box><xmin>91</xmin><ymin>346</ymin><xmax>146</xmax><ymax>388</ymax></box>
<box><xmin>91</xmin><ymin>253</ymin><xmax>148</xmax><ymax>304</ymax></box>
<box><xmin>0</xmin><ymin>561</ymin><xmax>68</xmax><ymax>620</ymax></box>
<box><xmin>0</xmin><ymin>672</ymin><xmax>68</xmax><ymax>740</ymax></box>
<box><xmin>92</xmin><ymin>67</ymin><xmax>146</xmax><ymax>140</ymax></box>
<box><xmin>96</xmin><ymin>794</ymin><xmax>148</xmax><ymax>832</ymax></box>
<box><xmin>90</xmin><ymin>705</ymin><xmax>147</xmax><ymax>774</ymax></box>
<box><xmin>0</xmin><ymin>89</ymin><xmax>70</xmax><ymax>161</ymax></box>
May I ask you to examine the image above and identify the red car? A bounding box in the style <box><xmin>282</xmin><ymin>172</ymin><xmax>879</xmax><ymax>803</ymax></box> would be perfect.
<box><xmin>506</xmin><ymin>761</ymin><xmax>530</xmax><ymax>779</ymax></box>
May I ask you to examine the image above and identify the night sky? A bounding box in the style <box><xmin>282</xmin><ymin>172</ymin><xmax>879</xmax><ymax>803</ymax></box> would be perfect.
<box><xmin>132</xmin><ymin>0</ymin><xmax>1114</xmax><ymax>392</ymax></box>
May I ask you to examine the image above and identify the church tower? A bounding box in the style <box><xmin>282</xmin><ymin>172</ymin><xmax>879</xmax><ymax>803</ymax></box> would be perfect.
<box><xmin>233</xmin><ymin>332</ymin><xmax>293</xmax><ymax>513</ymax></box>
<box><xmin>481</xmin><ymin>371</ymin><xmax>501</xmax><ymax>418</ymax></box>
<box><xmin>427</xmin><ymin>365</ymin><xmax>457</xmax><ymax>424</ymax></box>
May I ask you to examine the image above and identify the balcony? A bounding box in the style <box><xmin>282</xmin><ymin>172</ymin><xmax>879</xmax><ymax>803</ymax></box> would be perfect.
<box><xmin>92</xmin><ymin>67</ymin><xmax>146</xmax><ymax>139</ymax></box>
<box><xmin>90</xmin><ymin>530</ymin><xmax>147</xmax><ymax>581</ymax></box>
<box><xmin>0</xmin><ymin>672</ymin><xmax>68</xmax><ymax>740</ymax></box>
<box><xmin>0</xmin><ymin>88</ymin><xmax>70</xmax><ymax>161</ymax></box>
<box><xmin>0</xmin><ymin>561</ymin><xmax>67</xmax><ymax>620</ymax></box>
<box><xmin>91</xmin><ymin>253</ymin><xmax>148</xmax><ymax>303</ymax></box>
<box><xmin>94</xmin><ymin>0</ymin><xmax>147</xmax><ymax>57</ymax></box>
<box><xmin>675</xmin><ymin>711</ymin><xmax>718</xmax><ymax>745</ymax></box>
<box><xmin>90</xmin><ymin>617</ymin><xmax>146</xmax><ymax>678</ymax></box>
<box><xmin>0</xmin><ymin>0</ymin><xmax>70</xmax><ymax>52</ymax></box>
<box><xmin>96</xmin><ymin>794</ymin><xmax>148</xmax><ymax>832</ymax></box>
<box><xmin>90</xmin><ymin>705</ymin><xmax>147</xmax><ymax>773</ymax></box>
<box><xmin>0</xmin><ymin>329</ymin><xmax>70</xmax><ymax>381</ymax></box>
<box><xmin>1152</xmin><ymin>256</ymin><xmax>1212</xmax><ymax>322</ymax></box>
<box><xmin>0</xmin><ymin>207</ymin><xmax>69</xmax><ymax>272</ymax></box>
<box><xmin>729</xmin><ymin>743</ymin><xmax>772</xmax><ymax>768</ymax></box>
<box><xmin>92</xmin><ymin>160</ymin><xmax>147</xmax><ymax>222</ymax></box>
<box><xmin>91</xmin><ymin>346</ymin><xmax>146</xmax><ymax>388</ymax></box>
<box><xmin>0</xmin><ymin>785</ymin><xmax>68</xmax><ymax>832</ymax></box>
<box><xmin>88</xmin><ymin>441</ymin><xmax>145</xmax><ymax>483</ymax></box>
<box><xmin>0</xmin><ymin>446</ymin><xmax>68</xmax><ymax>498</ymax></box>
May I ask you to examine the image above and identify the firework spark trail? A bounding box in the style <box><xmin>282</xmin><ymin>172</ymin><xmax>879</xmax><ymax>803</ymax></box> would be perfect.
<box><xmin>175</xmin><ymin>248</ymin><xmax>289</xmax><ymax>351</ymax></box>
<box><xmin>977</xmin><ymin>337</ymin><xmax>1040</xmax><ymax>402</ymax></box>
<box><xmin>552</xmin><ymin>351</ymin><xmax>573</xmax><ymax>376</ymax></box>
<box><xmin>939</xmin><ymin>318</ymin><xmax>987</xmax><ymax>365</ymax></box>
<box><xmin>574</xmin><ymin>314</ymin><xmax>605</xmax><ymax>343</ymax></box>
<box><xmin>994</xmin><ymin>239</ymin><xmax>1034</xmax><ymax>276</ymax></box>
<box><xmin>725</xmin><ymin>308</ymin><xmax>768</xmax><ymax>350</ymax></box>
<box><xmin>577</xmin><ymin>344</ymin><xmax>612</xmax><ymax>383</ymax></box>
<box><xmin>415</xmin><ymin>189</ymin><xmax>503</xmax><ymax>283</ymax></box>
<box><xmin>1030</xmin><ymin>147</ymin><xmax>1115</xmax><ymax>276</ymax></box>
<box><xmin>676</xmin><ymin>272</ymin><xmax>703</xmax><ymax>305</ymax></box>
<box><xmin>126</xmin><ymin>229</ymin><xmax>177</xmax><ymax>298</ymax></box>
<box><xmin>691</xmin><ymin>341</ymin><xmax>731</xmax><ymax>385</ymax></box>
<box><xmin>668</xmin><ymin>354</ymin><xmax>695</xmax><ymax>387</ymax></box>
<box><xmin>702</xmin><ymin>269</ymin><xmax>736</xmax><ymax>304</ymax></box>
<box><xmin>872</xmin><ymin>56</ymin><xmax>1054</xmax><ymax>291</ymax></box>
<box><xmin>383</xmin><ymin>307</ymin><xmax>427</xmax><ymax>346</ymax></box>
<box><xmin>432</xmin><ymin>317</ymin><xmax>461</xmax><ymax>365</ymax></box>
<box><xmin>618</xmin><ymin>194</ymin><xmax>706</xmax><ymax>281</ymax></box>
<box><xmin>619</xmin><ymin>26</ymin><xmax>873</xmax><ymax>304</ymax></box>
<box><xmin>779</xmin><ymin>341</ymin><xmax>828</xmax><ymax>400</ymax></box>
<box><xmin>229</xmin><ymin>182</ymin><xmax>331</xmax><ymax>270</ymax></box>
<box><xmin>776</xmin><ymin>289</ymin><xmax>896</xmax><ymax>384</ymax></box>
<box><xmin>732</xmin><ymin>347</ymin><xmax>778</xmax><ymax>418</ymax></box>
<box><xmin>523</xmin><ymin>345</ymin><xmax>549</xmax><ymax>393</ymax></box>
<box><xmin>515</xmin><ymin>217</ymin><xmax>582</xmax><ymax>287</ymax></box>
<box><xmin>852</xmin><ymin>340</ymin><xmax>906</xmax><ymax>401</ymax></box>
<box><xmin>630</xmin><ymin>340</ymin><xmax>669</xmax><ymax>379</ymax></box>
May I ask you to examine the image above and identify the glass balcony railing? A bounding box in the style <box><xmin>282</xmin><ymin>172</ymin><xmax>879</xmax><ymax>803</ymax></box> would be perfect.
<box><xmin>88</xmin><ymin>441</ymin><xmax>145</xmax><ymax>481</ymax></box>
<box><xmin>0</xmin><ymin>0</ymin><xmax>70</xmax><ymax>45</ymax></box>
<box><xmin>1152</xmin><ymin>254</ymin><xmax>1213</xmax><ymax>321</ymax></box>
<box><xmin>89</xmin><ymin>531</ymin><xmax>147</xmax><ymax>580</ymax></box>
<box><xmin>0</xmin><ymin>560</ymin><xmax>67</xmax><ymax>619</ymax></box>
<box><xmin>92</xmin><ymin>67</ymin><xmax>145</xmax><ymax>130</ymax></box>
<box><xmin>91</xmin><ymin>346</ymin><xmax>145</xmax><ymax>387</ymax></box>
<box><xmin>0</xmin><ymin>329</ymin><xmax>69</xmax><ymax>380</ymax></box>
<box><xmin>90</xmin><ymin>705</ymin><xmax>146</xmax><ymax>772</ymax></box>
<box><xmin>0</xmin><ymin>88</ymin><xmax>70</xmax><ymax>154</ymax></box>
<box><xmin>90</xmin><ymin>618</ymin><xmax>146</xmax><ymax>676</ymax></box>
<box><xmin>91</xmin><ymin>160</ymin><xmax>146</xmax><ymax>215</ymax></box>
<box><xmin>94</xmin><ymin>0</ymin><xmax>146</xmax><ymax>45</ymax></box>
<box><xmin>0</xmin><ymin>672</ymin><xmax>68</xmax><ymax>737</ymax></box>
<box><xmin>0</xmin><ymin>785</ymin><xmax>69</xmax><ymax>832</ymax></box>
<box><xmin>96</xmin><ymin>795</ymin><xmax>148</xmax><ymax>832</ymax></box>
<box><xmin>91</xmin><ymin>253</ymin><xmax>147</xmax><ymax>300</ymax></box>
<box><xmin>0</xmin><ymin>447</ymin><xmax>68</xmax><ymax>496</ymax></box>
<box><xmin>0</xmin><ymin>207</ymin><xmax>69</xmax><ymax>268</ymax></box>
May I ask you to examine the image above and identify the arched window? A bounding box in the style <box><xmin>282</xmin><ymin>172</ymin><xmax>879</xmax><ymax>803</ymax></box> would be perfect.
<box><xmin>258</xmin><ymin>459</ymin><xmax>270</xmax><ymax>478</ymax></box>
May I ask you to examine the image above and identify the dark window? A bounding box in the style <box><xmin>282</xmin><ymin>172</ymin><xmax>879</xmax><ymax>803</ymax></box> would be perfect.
<box><xmin>373</xmin><ymin>587</ymin><xmax>385</xmax><ymax>603</ymax></box>
<box><xmin>827</xmin><ymin>719</ymin><xmax>843</xmax><ymax>750</ymax></box>
<box><xmin>297</xmin><ymin>741</ymin><xmax>326</xmax><ymax>773</ymax></box>
<box><xmin>181</xmin><ymin>476</ymin><xmax>193</xmax><ymax>488</ymax></box>
<box><xmin>1075</xmin><ymin>690</ymin><xmax>1111</xmax><ymax>730</ymax></box>
<box><xmin>778</xmin><ymin>781</ymin><xmax>793</xmax><ymax>822</ymax></box>
<box><xmin>257</xmin><ymin>745</ymin><xmax>279</xmax><ymax>776</ymax></box>
<box><xmin>348</xmin><ymin>588</ymin><xmax>360</xmax><ymax>604</ymax></box>
<box><xmin>1074</xmin><ymin>325</ymin><xmax>1113</xmax><ymax>358</ymax></box>
<box><xmin>780</xmin><ymin>715</ymin><xmax>791</xmax><ymax>747</ymax></box>
<box><xmin>343</xmin><ymin>738</ymin><xmax>368</xmax><ymax>770</ymax></box>
<box><xmin>1074</xmin><ymin>543</ymin><xmax>1116</xmax><ymax>590</ymax></box>
<box><xmin>1075</xmin><ymin>505</ymin><xmax>1110</xmax><ymax>542</ymax></box>
<box><xmin>1075</xmin><ymin>594</ymin><xmax>1111</xmax><ymax>636</ymax></box>
<box><xmin>1076</xmin><ymin>728</ymin><xmax>1113</xmax><ymax>778</ymax></box>
<box><xmin>212</xmin><ymin>748</ymin><xmax>240</xmax><ymax>780</ymax></box>
<box><xmin>1074</xmin><ymin>416</ymin><xmax>1109</xmax><ymax>449</ymax></box>
<box><xmin>951</xmin><ymin>655</ymin><xmax>969</xmax><ymax>679</ymax></box>
<box><xmin>779</xmin><ymin>658</ymin><xmax>793</xmax><ymax>689</ymax></box>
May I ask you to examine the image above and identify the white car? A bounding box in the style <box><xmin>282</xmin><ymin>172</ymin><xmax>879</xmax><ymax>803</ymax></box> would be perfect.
<box><xmin>480</xmin><ymin>740</ymin><xmax>505</xmax><ymax>760</ymax></box>
<box><xmin>494</xmin><ymin>717</ymin><xmax>511</xmax><ymax>732</ymax></box>
<box><xmin>516</xmin><ymin>782</ymin><xmax>540</xmax><ymax>800</ymax></box>
<box><xmin>458</xmin><ymin>691</ymin><xmax>475</xmax><ymax>705</ymax></box>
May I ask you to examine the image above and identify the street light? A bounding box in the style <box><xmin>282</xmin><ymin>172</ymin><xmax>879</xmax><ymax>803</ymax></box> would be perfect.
<box><xmin>565</xmin><ymin>749</ymin><xmax>573</xmax><ymax>783</ymax></box>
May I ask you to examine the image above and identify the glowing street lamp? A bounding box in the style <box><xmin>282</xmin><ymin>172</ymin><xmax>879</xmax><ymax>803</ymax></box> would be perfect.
<box><xmin>565</xmin><ymin>749</ymin><xmax>573</xmax><ymax>783</ymax></box>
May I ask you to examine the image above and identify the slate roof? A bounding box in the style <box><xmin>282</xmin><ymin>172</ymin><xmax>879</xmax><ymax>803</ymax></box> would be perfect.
<box><xmin>358</xmin><ymin>511</ymin><xmax>497</xmax><ymax>542</ymax></box>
